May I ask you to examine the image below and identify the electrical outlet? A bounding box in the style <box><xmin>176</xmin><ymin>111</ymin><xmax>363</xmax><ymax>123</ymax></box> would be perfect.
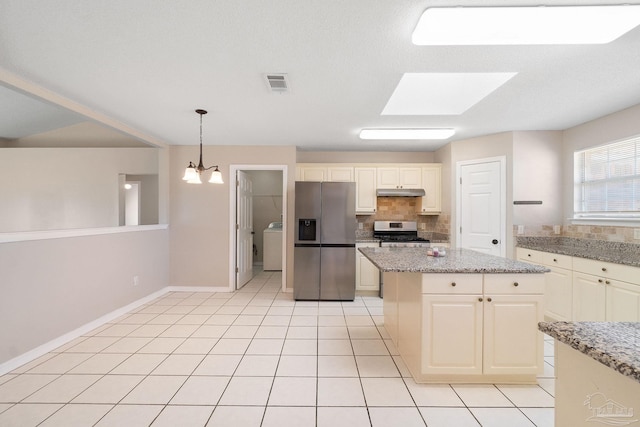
<box><xmin>553</xmin><ymin>225</ymin><xmax>561</xmax><ymax>235</ymax></box>
<box><xmin>634</xmin><ymin>229</ymin><xmax>640</xmax><ymax>240</ymax></box>
<box><xmin>133</xmin><ymin>275</ymin><xmax>139</xmax><ymax>286</ymax></box>
<box><xmin>420</xmin><ymin>223</ymin><xmax>426</xmax><ymax>230</ymax></box>
<box><xmin>358</xmin><ymin>222</ymin><xmax>363</xmax><ymax>230</ymax></box>
<box><xmin>517</xmin><ymin>225</ymin><xmax>524</xmax><ymax>235</ymax></box>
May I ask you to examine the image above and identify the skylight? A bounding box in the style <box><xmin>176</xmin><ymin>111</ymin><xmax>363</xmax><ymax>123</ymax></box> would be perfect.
<box><xmin>381</xmin><ymin>73</ymin><xmax>517</xmax><ymax>116</ymax></box>
<box><xmin>412</xmin><ymin>5</ymin><xmax>640</xmax><ymax>45</ymax></box>
<box><xmin>359</xmin><ymin>128</ymin><xmax>455</xmax><ymax>140</ymax></box>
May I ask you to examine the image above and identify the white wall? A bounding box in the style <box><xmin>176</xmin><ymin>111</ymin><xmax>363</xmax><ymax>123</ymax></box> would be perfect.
<box><xmin>169</xmin><ymin>145</ymin><xmax>296</xmax><ymax>289</ymax></box>
<box><xmin>512</xmin><ymin>131</ymin><xmax>563</xmax><ymax>226</ymax></box>
<box><xmin>297</xmin><ymin>151</ymin><xmax>434</xmax><ymax>163</ymax></box>
<box><xmin>0</xmin><ymin>147</ymin><xmax>159</xmax><ymax>232</ymax></box>
<box><xmin>0</xmin><ymin>229</ymin><xmax>169</xmax><ymax>365</ymax></box>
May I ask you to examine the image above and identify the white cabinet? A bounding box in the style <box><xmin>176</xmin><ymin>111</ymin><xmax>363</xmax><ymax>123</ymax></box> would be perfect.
<box><xmin>419</xmin><ymin>273</ymin><xmax>544</xmax><ymax>380</ymax></box>
<box><xmin>420</xmin><ymin>165</ymin><xmax>441</xmax><ymax>214</ymax></box>
<box><xmin>327</xmin><ymin>167</ymin><xmax>354</xmax><ymax>182</ymax></box>
<box><xmin>606</xmin><ymin>280</ymin><xmax>640</xmax><ymax>321</ymax></box>
<box><xmin>377</xmin><ymin>167</ymin><xmax>422</xmax><ymax>189</ymax></box>
<box><xmin>483</xmin><ymin>293</ymin><xmax>544</xmax><ymax>375</ymax></box>
<box><xmin>517</xmin><ymin>247</ymin><xmax>640</xmax><ymax>322</ymax></box>
<box><xmin>572</xmin><ymin>257</ymin><xmax>640</xmax><ymax>321</ymax></box>
<box><xmin>297</xmin><ymin>165</ymin><xmax>327</xmax><ymax>181</ymax></box>
<box><xmin>516</xmin><ymin>248</ymin><xmax>573</xmax><ymax>321</ymax></box>
<box><xmin>572</xmin><ymin>272</ymin><xmax>606</xmax><ymax>321</ymax></box>
<box><xmin>354</xmin><ymin>167</ymin><xmax>377</xmax><ymax>214</ymax></box>
<box><xmin>422</xmin><ymin>293</ymin><xmax>483</xmax><ymax>375</ymax></box>
<box><xmin>296</xmin><ymin>164</ymin><xmax>353</xmax><ymax>182</ymax></box>
<box><xmin>356</xmin><ymin>243</ymin><xmax>380</xmax><ymax>292</ymax></box>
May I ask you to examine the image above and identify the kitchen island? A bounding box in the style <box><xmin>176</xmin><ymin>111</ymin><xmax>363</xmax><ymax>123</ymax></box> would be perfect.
<box><xmin>359</xmin><ymin>247</ymin><xmax>548</xmax><ymax>384</ymax></box>
<box><xmin>539</xmin><ymin>321</ymin><xmax>640</xmax><ymax>426</ymax></box>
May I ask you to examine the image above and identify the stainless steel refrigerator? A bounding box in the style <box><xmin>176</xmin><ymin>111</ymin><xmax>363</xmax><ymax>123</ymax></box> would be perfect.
<box><xmin>294</xmin><ymin>181</ymin><xmax>356</xmax><ymax>301</ymax></box>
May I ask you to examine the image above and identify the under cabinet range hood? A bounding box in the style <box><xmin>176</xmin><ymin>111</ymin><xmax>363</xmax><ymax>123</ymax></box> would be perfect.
<box><xmin>376</xmin><ymin>188</ymin><xmax>426</xmax><ymax>197</ymax></box>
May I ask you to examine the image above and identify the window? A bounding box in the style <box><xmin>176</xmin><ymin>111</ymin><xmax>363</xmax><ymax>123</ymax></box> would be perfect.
<box><xmin>574</xmin><ymin>136</ymin><xmax>640</xmax><ymax>220</ymax></box>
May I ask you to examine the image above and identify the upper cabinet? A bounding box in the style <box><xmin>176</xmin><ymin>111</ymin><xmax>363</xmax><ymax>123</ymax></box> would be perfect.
<box><xmin>354</xmin><ymin>167</ymin><xmax>377</xmax><ymax>214</ymax></box>
<box><xmin>420</xmin><ymin>165</ymin><xmax>442</xmax><ymax>215</ymax></box>
<box><xmin>376</xmin><ymin>167</ymin><xmax>422</xmax><ymax>189</ymax></box>
<box><xmin>296</xmin><ymin>163</ymin><xmax>442</xmax><ymax>215</ymax></box>
<box><xmin>296</xmin><ymin>165</ymin><xmax>353</xmax><ymax>182</ymax></box>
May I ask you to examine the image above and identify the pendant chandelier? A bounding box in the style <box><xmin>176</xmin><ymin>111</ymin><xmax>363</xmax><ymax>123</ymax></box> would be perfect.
<box><xmin>182</xmin><ymin>109</ymin><xmax>224</xmax><ymax>184</ymax></box>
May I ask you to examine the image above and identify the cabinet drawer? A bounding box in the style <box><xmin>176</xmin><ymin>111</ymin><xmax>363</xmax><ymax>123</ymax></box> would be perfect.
<box><xmin>422</xmin><ymin>274</ymin><xmax>482</xmax><ymax>294</ymax></box>
<box><xmin>573</xmin><ymin>257</ymin><xmax>640</xmax><ymax>284</ymax></box>
<box><xmin>484</xmin><ymin>274</ymin><xmax>545</xmax><ymax>295</ymax></box>
<box><xmin>542</xmin><ymin>252</ymin><xmax>572</xmax><ymax>270</ymax></box>
<box><xmin>516</xmin><ymin>248</ymin><xmax>544</xmax><ymax>264</ymax></box>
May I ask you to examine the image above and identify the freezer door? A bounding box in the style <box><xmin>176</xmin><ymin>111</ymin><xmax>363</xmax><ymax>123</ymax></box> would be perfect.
<box><xmin>321</xmin><ymin>182</ymin><xmax>356</xmax><ymax>245</ymax></box>
<box><xmin>294</xmin><ymin>246</ymin><xmax>321</xmax><ymax>300</ymax></box>
<box><xmin>320</xmin><ymin>246</ymin><xmax>356</xmax><ymax>301</ymax></box>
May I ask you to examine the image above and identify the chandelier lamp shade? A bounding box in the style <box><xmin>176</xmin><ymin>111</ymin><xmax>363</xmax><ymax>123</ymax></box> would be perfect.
<box><xmin>182</xmin><ymin>109</ymin><xmax>224</xmax><ymax>184</ymax></box>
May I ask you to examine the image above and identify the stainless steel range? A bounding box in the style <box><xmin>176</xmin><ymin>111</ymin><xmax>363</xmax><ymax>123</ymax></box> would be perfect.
<box><xmin>374</xmin><ymin>221</ymin><xmax>431</xmax><ymax>248</ymax></box>
<box><xmin>374</xmin><ymin>221</ymin><xmax>430</xmax><ymax>298</ymax></box>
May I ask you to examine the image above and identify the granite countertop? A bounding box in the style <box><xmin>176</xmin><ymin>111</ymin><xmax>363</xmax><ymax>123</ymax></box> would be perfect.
<box><xmin>539</xmin><ymin>321</ymin><xmax>640</xmax><ymax>384</ymax></box>
<box><xmin>359</xmin><ymin>247</ymin><xmax>549</xmax><ymax>274</ymax></box>
<box><xmin>356</xmin><ymin>238</ymin><xmax>380</xmax><ymax>244</ymax></box>
<box><xmin>517</xmin><ymin>237</ymin><xmax>640</xmax><ymax>267</ymax></box>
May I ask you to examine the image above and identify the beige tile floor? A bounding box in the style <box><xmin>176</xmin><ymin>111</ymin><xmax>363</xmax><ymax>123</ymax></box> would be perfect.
<box><xmin>0</xmin><ymin>269</ymin><xmax>556</xmax><ymax>426</ymax></box>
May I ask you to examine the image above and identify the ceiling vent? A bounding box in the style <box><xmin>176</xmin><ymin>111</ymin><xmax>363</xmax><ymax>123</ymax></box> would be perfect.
<box><xmin>265</xmin><ymin>74</ymin><xmax>289</xmax><ymax>92</ymax></box>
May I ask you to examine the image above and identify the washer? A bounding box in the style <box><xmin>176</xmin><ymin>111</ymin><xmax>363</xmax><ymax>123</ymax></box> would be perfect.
<box><xmin>263</xmin><ymin>222</ymin><xmax>282</xmax><ymax>271</ymax></box>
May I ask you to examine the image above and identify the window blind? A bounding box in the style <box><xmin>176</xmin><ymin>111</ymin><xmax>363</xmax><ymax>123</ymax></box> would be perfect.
<box><xmin>574</xmin><ymin>136</ymin><xmax>640</xmax><ymax>218</ymax></box>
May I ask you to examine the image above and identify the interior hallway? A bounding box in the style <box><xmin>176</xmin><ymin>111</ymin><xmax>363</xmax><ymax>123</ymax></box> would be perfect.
<box><xmin>0</xmin><ymin>269</ymin><xmax>555</xmax><ymax>426</ymax></box>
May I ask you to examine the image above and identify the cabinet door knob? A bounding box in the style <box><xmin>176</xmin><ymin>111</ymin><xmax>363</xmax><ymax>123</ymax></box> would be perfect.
<box><xmin>513</xmin><ymin>282</ymin><xmax>519</xmax><ymax>287</ymax></box>
<box><xmin>527</xmin><ymin>254</ymin><xmax>531</xmax><ymax>257</ymax></box>
<box><xmin>598</xmin><ymin>279</ymin><xmax>604</xmax><ymax>283</ymax></box>
<box><xmin>602</xmin><ymin>267</ymin><xmax>607</xmax><ymax>272</ymax></box>
<box><xmin>451</xmin><ymin>282</ymin><xmax>456</xmax><ymax>287</ymax></box>
<box><xmin>553</xmin><ymin>258</ymin><xmax>558</xmax><ymax>262</ymax></box>
<box><xmin>478</xmin><ymin>297</ymin><xmax>483</xmax><ymax>302</ymax></box>
<box><xmin>605</xmin><ymin>280</ymin><xmax>611</xmax><ymax>285</ymax></box>
<box><xmin>487</xmin><ymin>297</ymin><xmax>492</xmax><ymax>302</ymax></box>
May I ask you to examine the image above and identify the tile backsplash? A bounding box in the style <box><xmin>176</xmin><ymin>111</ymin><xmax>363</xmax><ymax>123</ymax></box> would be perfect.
<box><xmin>514</xmin><ymin>224</ymin><xmax>640</xmax><ymax>244</ymax></box>
<box><xmin>357</xmin><ymin>197</ymin><xmax>450</xmax><ymax>235</ymax></box>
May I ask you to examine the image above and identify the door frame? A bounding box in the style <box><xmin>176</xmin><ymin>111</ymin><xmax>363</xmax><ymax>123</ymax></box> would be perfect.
<box><xmin>455</xmin><ymin>156</ymin><xmax>507</xmax><ymax>257</ymax></box>
<box><xmin>229</xmin><ymin>164</ymin><xmax>288</xmax><ymax>292</ymax></box>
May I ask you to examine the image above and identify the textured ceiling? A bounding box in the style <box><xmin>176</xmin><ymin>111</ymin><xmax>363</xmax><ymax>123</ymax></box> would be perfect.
<box><xmin>1</xmin><ymin>0</ymin><xmax>640</xmax><ymax>151</ymax></box>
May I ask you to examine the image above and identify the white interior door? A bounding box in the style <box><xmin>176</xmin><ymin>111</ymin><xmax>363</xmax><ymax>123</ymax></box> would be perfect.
<box><xmin>458</xmin><ymin>159</ymin><xmax>504</xmax><ymax>256</ymax></box>
<box><xmin>236</xmin><ymin>170</ymin><xmax>254</xmax><ymax>289</ymax></box>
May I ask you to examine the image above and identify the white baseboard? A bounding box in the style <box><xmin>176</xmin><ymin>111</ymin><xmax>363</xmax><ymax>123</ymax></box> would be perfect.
<box><xmin>0</xmin><ymin>287</ymin><xmax>171</xmax><ymax>376</ymax></box>
<box><xmin>1</xmin><ymin>286</ymin><xmax>248</xmax><ymax>375</ymax></box>
<box><xmin>167</xmin><ymin>285</ymin><xmax>233</xmax><ymax>293</ymax></box>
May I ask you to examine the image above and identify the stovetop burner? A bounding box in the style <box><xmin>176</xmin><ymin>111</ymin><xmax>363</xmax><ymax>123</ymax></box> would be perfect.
<box><xmin>373</xmin><ymin>220</ymin><xmax>430</xmax><ymax>246</ymax></box>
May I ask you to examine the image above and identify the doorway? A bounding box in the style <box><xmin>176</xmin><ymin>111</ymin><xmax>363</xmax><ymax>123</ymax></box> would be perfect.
<box><xmin>456</xmin><ymin>157</ymin><xmax>506</xmax><ymax>257</ymax></box>
<box><xmin>229</xmin><ymin>165</ymin><xmax>287</xmax><ymax>292</ymax></box>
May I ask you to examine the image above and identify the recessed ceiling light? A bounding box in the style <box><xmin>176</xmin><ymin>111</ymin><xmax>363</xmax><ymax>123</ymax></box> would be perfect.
<box><xmin>382</xmin><ymin>73</ymin><xmax>517</xmax><ymax>116</ymax></box>
<box><xmin>412</xmin><ymin>5</ymin><xmax>640</xmax><ymax>45</ymax></box>
<box><xmin>359</xmin><ymin>128</ymin><xmax>455</xmax><ymax>140</ymax></box>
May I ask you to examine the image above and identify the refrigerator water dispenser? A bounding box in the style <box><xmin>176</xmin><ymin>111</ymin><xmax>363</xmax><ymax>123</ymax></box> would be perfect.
<box><xmin>298</xmin><ymin>219</ymin><xmax>317</xmax><ymax>241</ymax></box>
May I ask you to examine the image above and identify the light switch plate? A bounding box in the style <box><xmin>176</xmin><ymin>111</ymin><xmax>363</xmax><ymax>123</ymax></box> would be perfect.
<box><xmin>634</xmin><ymin>229</ymin><xmax>640</xmax><ymax>240</ymax></box>
<box><xmin>553</xmin><ymin>225</ymin><xmax>561</xmax><ymax>234</ymax></box>
<box><xmin>517</xmin><ymin>225</ymin><xmax>524</xmax><ymax>235</ymax></box>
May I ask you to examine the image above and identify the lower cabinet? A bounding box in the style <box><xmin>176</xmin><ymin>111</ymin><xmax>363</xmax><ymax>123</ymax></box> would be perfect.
<box><xmin>572</xmin><ymin>272</ymin><xmax>606</xmax><ymax>321</ymax></box>
<box><xmin>356</xmin><ymin>243</ymin><xmax>380</xmax><ymax>292</ymax></box>
<box><xmin>413</xmin><ymin>273</ymin><xmax>544</xmax><ymax>382</ymax></box>
<box><xmin>516</xmin><ymin>248</ymin><xmax>572</xmax><ymax>321</ymax></box>
<box><xmin>517</xmin><ymin>247</ymin><xmax>640</xmax><ymax>322</ymax></box>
